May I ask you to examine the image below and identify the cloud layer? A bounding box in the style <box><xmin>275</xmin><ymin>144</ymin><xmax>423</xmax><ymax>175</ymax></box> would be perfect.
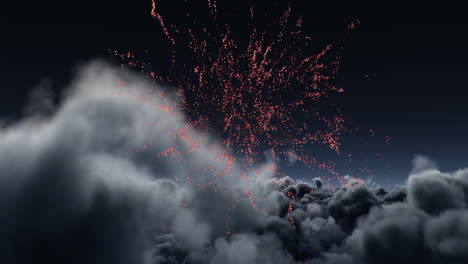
<box><xmin>1</xmin><ymin>62</ymin><xmax>467</xmax><ymax>264</ymax></box>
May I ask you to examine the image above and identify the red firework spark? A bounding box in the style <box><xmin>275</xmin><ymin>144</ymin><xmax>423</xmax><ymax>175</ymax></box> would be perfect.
<box><xmin>117</xmin><ymin>0</ymin><xmax>354</xmax><ymax>172</ymax></box>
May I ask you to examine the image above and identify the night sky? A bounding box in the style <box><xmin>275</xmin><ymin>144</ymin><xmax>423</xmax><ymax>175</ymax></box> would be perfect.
<box><xmin>3</xmin><ymin>0</ymin><xmax>468</xmax><ymax>184</ymax></box>
<box><xmin>3</xmin><ymin>1</ymin><xmax>468</xmax><ymax>263</ymax></box>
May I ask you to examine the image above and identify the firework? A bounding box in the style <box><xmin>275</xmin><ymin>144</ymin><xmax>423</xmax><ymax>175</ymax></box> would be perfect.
<box><xmin>116</xmin><ymin>1</ymin><xmax>351</xmax><ymax>175</ymax></box>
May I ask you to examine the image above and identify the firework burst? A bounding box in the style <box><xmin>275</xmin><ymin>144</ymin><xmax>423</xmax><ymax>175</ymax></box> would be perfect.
<box><xmin>116</xmin><ymin>0</ymin><xmax>353</xmax><ymax>174</ymax></box>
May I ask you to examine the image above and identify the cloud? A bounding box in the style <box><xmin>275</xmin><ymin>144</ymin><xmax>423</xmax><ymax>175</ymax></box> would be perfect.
<box><xmin>407</xmin><ymin>169</ymin><xmax>465</xmax><ymax>215</ymax></box>
<box><xmin>1</xmin><ymin>62</ymin><xmax>468</xmax><ymax>264</ymax></box>
<box><xmin>316</xmin><ymin>168</ymin><xmax>468</xmax><ymax>264</ymax></box>
<box><xmin>411</xmin><ymin>155</ymin><xmax>438</xmax><ymax>174</ymax></box>
<box><xmin>0</xmin><ymin>62</ymin><xmax>250</xmax><ymax>263</ymax></box>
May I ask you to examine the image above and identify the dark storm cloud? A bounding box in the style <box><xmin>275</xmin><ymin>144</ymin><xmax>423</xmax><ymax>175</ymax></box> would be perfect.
<box><xmin>1</xmin><ymin>62</ymin><xmax>468</xmax><ymax>264</ymax></box>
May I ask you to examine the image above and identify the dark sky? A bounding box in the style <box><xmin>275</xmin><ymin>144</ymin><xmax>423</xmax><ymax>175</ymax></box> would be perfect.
<box><xmin>3</xmin><ymin>0</ymin><xmax>468</xmax><ymax>185</ymax></box>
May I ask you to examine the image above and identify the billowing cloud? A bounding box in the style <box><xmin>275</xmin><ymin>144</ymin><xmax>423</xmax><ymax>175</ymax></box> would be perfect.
<box><xmin>1</xmin><ymin>62</ymin><xmax>467</xmax><ymax>264</ymax></box>
<box><xmin>411</xmin><ymin>155</ymin><xmax>439</xmax><ymax>175</ymax></box>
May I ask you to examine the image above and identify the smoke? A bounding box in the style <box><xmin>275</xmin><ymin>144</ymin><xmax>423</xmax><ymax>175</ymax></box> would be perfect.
<box><xmin>1</xmin><ymin>62</ymin><xmax>467</xmax><ymax>264</ymax></box>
